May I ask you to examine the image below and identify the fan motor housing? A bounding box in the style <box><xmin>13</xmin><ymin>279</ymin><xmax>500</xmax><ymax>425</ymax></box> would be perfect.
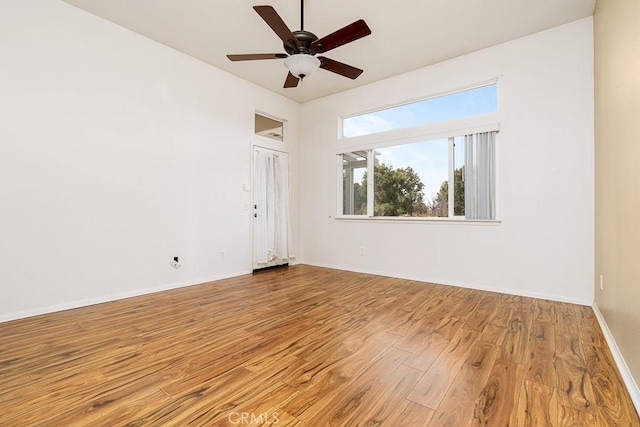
<box><xmin>286</xmin><ymin>30</ymin><xmax>320</xmax><ymax>55</ymax></box>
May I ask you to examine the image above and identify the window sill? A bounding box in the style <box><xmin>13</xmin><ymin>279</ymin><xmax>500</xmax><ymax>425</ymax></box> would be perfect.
<box><xmin>333</xmin><ymin>216</ymin><xmax>501</xmax><ymax>225</ymax></box>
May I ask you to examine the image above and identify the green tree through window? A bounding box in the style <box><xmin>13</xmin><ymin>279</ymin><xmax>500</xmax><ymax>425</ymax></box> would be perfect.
<box><xmin>356</xmin><ymin>164</ymin><xmax>465</xmax><ymax>217</ymax></box>
<box><xmin>429</xmin><ymin>166</ymin><xmax>465</xmax><ymax>217</ymax></box>
<box><xmin>366</xmin><ymin>164</ymin><xmax>427</xmax><ymax>216</ymax></box>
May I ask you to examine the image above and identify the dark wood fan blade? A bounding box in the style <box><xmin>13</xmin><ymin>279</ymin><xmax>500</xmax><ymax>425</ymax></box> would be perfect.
<box><xmin>311</xmin><ymin>19</ymin><xmax>371</xmax><ymax>53</ymax></box>
<box><xmin>227</xmin><ymin>53</ymin><xmax>288</xmax><ymax>61</ymax></box>
<box><xmin>253</xmin><ymin>6</ymin><xmax>300</xmax><ymax>50</ymax></box>
<box><xmin>319</xmin><ymin>57</ymin><xmax>363</xmax><ymax>79</ymax></box>
<box><xmin>284</xmin><ymin>72</ymin><xmax>300</xmax><ymax>88</ymax></box>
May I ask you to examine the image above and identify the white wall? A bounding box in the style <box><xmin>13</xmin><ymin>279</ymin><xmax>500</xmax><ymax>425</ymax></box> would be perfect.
<box><xmin>299</xmin><ymin>18</ymin><xmax>594</xmax><ymax>304</ymax></box>
<box><xmin>0</xmin><ymin>0</ymin><xmax>300</xmax><ymax>321</ymax></box>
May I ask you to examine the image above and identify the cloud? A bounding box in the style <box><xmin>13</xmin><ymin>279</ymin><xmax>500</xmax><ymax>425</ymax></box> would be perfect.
<box><xmin>343</xmin><ymin>114</ymin><xmax>394</xmax><ymax>138</ymax></box>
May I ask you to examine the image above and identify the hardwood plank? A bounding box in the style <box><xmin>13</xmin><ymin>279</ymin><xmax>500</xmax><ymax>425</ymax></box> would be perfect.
<box><xmin>472</xmin><ymin>358</ymin><xmax>525</xmax><ymax>426</ymax></box>
<box><xmin>432</xmin><ymin>311</ymin><xmax>467</xmax><ymax>342</ymax></box>
<box><xmin>76</xmin><ymin>388</ymin><xmax>173</xmax><ymax>427</ymax></box>
<box><xmin>490</xmin><ymin>305</ymin><xmax>513</xmax><ymax>328</ymax></box>
<box><xmin>574</xmin><ymin>305</ymin><xmax>608</xmax><ymax>349</ymax></box>
<box><xmin>430</xmin><ymin>341</ymin><xmax>499</xmax><ymax>426</ymax></box>
<box><xmin>513</xmin><ymin>380</ymin><xmax>559</xmax><ymax>427</ymax></box>
<box><xmin>407</xmin><ymin>327</ymin><xmax>480</xmax><ymax>409</ymax></box>
<box><xmin>15</xmin><ymin>368</ymin><xmax>178</xmax><ymax>426</ymax></box>
<box><xmin>500</xmin><ymin>310</ymin><xmax>532</xmax><ymax>364</ymax></box>
<box><xmin>282</xmin><ymin>331</ymin><xmax>400</xmax><ymax>391</ymax></box>
<box><xmin>387</xmin><ymin>400</ymin><xmax>435</xmax><ymax>426</ymax></box>
<box><xmin>558</xmin><ymin>404</ymin><xmax>601</xmax><ymax>427</ymax></box>
<box><xmin>525</xmin><ymin>320</ymin><xmax>557</xmax><ymax>387</ymax></box>
<box><xmin>555</xmin><ymin>331</ymin><xmax>596</xmax><ymax>411</ymax></box>
<box><xmin>533</xmin><ymin>299</ymin><xmax>556</xmax><ymax>323</ymax></box>
<box><xmin>465</xmin><ymin>295</ymin><xmax>501</xmax><ymax>332</ymax></box>
<box><xmin>499</xmin><ymin>293</ymin><xmax>536</xmax><ymax>313</ymax></box>
<box><xmin>582</xmin><ymin>341</ymin><xmax>640</xmax><ymax>426</ymax></box>
<box><xmin>402</xmin><ymin>332</ymin><xmax>450</xmax><ymax>372</ymax></box>
<box><xmin>480</xmin><ymin>322</ymin><xmax>508</xmax><ymax>347</ymax></box>
<box><xmin>322</xmin><ymin>364</ymin><xmax>422</xmax><ymax>426</ymax></box>
<box><xmin>555</xmin><ymin>302</ymin><xmax>579</xmax><ymax>334</ymax></box>
<box><xmin>393</xmin><ymin>321</ymin><xmax>436</xmax><ymax>353</ymax></box>
<box><xmin>284</xmin><ymin>346</ymin><xmax>410</xmax><ymax>422</ymax></box>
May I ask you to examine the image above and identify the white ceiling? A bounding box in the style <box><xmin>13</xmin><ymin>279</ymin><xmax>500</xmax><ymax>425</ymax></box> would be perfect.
<box><xmin>61</xmin><ymin>0</ymin><xmax>595</xmax><ymax>103</ymax></box>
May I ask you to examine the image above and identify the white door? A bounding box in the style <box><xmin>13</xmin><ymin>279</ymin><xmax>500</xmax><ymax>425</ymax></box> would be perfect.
<box><xmin>252</xmin><ymin>147</ymin><xmax>294</xmax><ymax>271</ymax></box>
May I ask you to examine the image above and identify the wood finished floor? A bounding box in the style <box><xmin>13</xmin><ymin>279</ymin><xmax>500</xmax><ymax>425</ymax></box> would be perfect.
<box><xmin>0</xmin><ymin>265</ymin><xmax>638</xmax><ymax>426</ymax></box>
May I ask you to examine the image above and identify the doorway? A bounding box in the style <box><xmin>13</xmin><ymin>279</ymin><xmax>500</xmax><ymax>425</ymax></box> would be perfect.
<box><xmin>252</xmin><ymin>146</ymin><xmax>294</xmax><ymax>271</ymax></box>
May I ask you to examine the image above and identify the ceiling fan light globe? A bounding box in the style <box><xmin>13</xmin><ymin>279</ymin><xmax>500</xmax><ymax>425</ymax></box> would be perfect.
<box><xmin>284</xmin><ymin>54</ymin><xmax>320</xmax><ymax>78</ymax></box>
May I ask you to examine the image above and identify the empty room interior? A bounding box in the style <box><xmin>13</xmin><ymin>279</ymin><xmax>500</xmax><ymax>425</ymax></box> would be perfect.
<box><xmin>2</xmin><ymin>0</ymin><xmax>640</xmax><ymax>425</ymax></box>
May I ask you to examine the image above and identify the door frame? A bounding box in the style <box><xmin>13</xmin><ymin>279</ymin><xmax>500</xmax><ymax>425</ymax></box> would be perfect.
<box><xmin>251</xmin><ymin>144</ymin><xmax>291</xmax><ymax>271</ymax></box>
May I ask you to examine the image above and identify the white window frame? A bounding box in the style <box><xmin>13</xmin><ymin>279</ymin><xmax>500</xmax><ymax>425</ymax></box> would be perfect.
<box><xmin>448</xmin><ymin>136</ymin><xmax>457</xmax><ymax>218</ymax></box>
<box><xmin>337</xmin><ymin>151</ymin><xmax>370</xmax><ymax>218</ymax></box>
<box><xmin>337</xmin><ymin>80</ymin><xmax>501</xmax><ymax>223</ymax></box>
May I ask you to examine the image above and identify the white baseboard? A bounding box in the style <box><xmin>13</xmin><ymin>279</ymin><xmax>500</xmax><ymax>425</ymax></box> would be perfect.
<box><xmin>0</xmin><ymin>270</ymin><xmax>251</xmax><ymax>323</ymax></box>
<box><xmin>301</xmin><ymin>261</ymin><xmax>592</xmax><ymax>306</ymax></box>
<box><xmin>592</xmin><ymin>303</ymin><xmax>640</xmax><ymax>415</ymax></box>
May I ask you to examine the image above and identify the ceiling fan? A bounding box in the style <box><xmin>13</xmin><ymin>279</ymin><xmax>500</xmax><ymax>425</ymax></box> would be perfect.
<box><xmin>227</xmin><ymin>1</ymin><xmax>372</xmax><ymax>88</ymax></box>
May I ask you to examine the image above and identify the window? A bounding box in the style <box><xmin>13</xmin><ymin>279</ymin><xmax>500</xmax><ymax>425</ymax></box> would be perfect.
<box><xmin>343</xmin><ymin>84</ymin><xmax>497</xmax><ymax>138</ymax></box>
<box><xmin>255</xmin><ymin>113</ymin><xmax>284</xmax><ymax>141</ymax></box>
<box><xmin>338</xmin><ymin>83</ymin><xmax>498</xmax><ymax>220</ymax></box>
<box><xmin>340</xmin><ymin>132</ymin><xmax>496</xmax><ymax>220</ymax></box>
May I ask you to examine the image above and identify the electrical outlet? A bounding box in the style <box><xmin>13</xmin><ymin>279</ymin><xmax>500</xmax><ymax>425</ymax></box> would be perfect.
<box><xmin>360</xmin><ymin>247</ymin><xmax>365</xmax><ymax>255</ymax></box>
<box><xmin>170</xmin><ymin>260</ymin><xmax>181</xmax><ymax>269</ymax></box>
<box><xmin>219</xmin><ymin>251</ymin><xmax>225</xmax><ymax>260</ymax></box>
<box><xmin>600</xmin><ymin>274</ymin><xmax>604</xmax><ymax>291</ymax></box>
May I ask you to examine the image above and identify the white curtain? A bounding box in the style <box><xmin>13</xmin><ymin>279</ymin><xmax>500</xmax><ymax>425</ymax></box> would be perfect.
<box><xmin>464</xmin><ymin>131</ymin><xmax>496</xmax><ymax>220</ymax></box>
<box><xmin>254</xmin><ymin>149</ymin><xmax>294</xmax><ymax>265</ymax></box>
<box><xmin>255</xmin><ymin>149</ymin><xmax>273</xmax><ymax>264</ymax></box>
